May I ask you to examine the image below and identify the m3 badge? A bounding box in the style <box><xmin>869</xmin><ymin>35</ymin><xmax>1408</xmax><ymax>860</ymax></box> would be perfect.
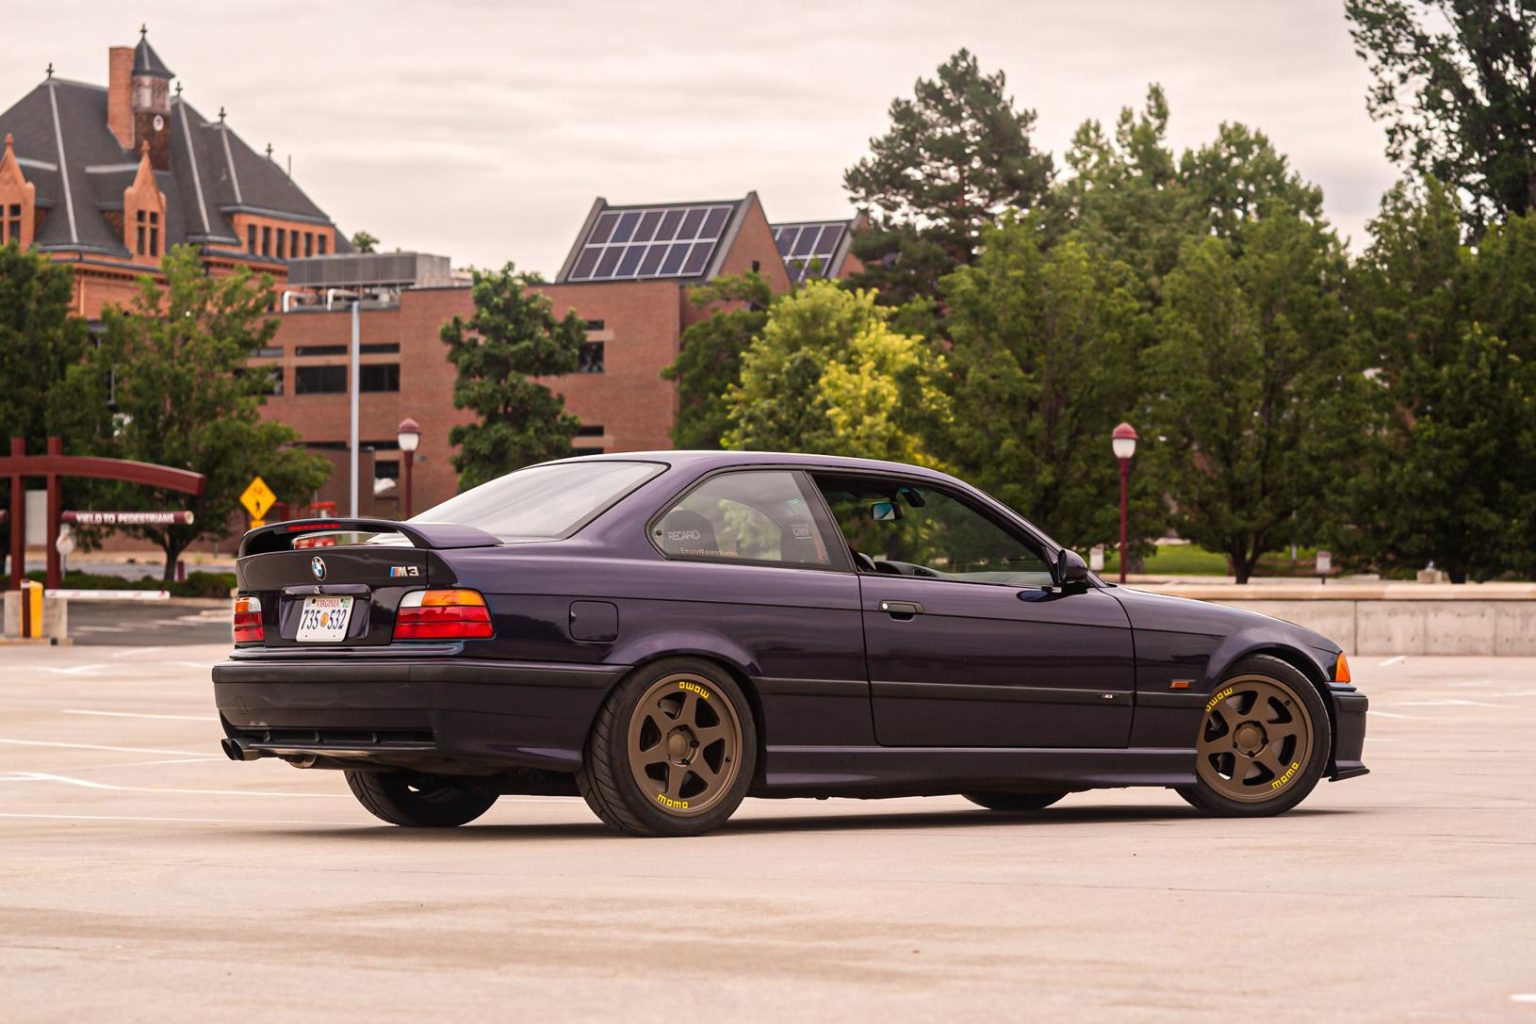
<box><xmin>389</xmin><ymin>565</ymin><xmax>420</xmax><ymax>578</ymax></box>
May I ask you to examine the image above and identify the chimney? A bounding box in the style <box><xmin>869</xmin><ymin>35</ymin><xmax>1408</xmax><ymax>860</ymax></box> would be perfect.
<box><xmin>108</xmin><ymin>46</ymin><xmax>134</xmax><ymax>150</ymax></box>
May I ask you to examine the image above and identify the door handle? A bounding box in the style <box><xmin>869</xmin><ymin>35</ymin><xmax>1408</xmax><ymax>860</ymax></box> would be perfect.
<box><xmin>879</xmin><ymin>600</ymin><xmax>924</xmax><ymax>619</ymax></box>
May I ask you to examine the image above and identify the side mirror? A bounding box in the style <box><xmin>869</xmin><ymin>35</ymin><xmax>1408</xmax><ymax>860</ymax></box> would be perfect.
<box><xmin>1056</xmin><ymin>548</ymin><xmax>1089</xmax><ymax>587</ymax></box>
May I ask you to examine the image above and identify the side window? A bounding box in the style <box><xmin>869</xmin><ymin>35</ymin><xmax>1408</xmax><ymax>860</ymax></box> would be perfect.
<box><xmin>654</xmin><ymin>471</ymin><xmax>833</xmax><ymax>567</ymax></box>
<box><xmin>813</xmin><ymin>475</ymin><xmax>1053</xmax><ymax>587</ymax></box>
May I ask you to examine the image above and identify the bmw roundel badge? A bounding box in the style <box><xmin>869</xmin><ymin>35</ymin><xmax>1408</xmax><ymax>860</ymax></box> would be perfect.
<box><xmin>311</xmin><ymin>556</ymin><xmax>327</xmax><ymax>581</ymax></box>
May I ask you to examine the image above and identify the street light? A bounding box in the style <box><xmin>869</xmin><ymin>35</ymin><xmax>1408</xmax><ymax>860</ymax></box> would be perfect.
<box><xmin>1112</xmin><ymin>422</ymin><xmax>1138</xmax><ymax>584</ymax></box>
<box><xmin>397</xmin><ymin>417</ymin><xmax>421</xmax><ymax>520</ymax></box>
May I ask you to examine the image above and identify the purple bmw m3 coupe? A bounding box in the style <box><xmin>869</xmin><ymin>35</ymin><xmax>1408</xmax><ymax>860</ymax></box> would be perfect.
<box><xmin>213</xmin><ymin>451</ymin><xmax>1367</xmax><ymax>836</ymax></box>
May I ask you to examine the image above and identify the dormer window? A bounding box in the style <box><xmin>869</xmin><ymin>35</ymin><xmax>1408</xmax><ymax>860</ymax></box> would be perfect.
<box><xmin>1</xmin><ymin>204</ymin><xmax>20</xmax><ymax>244</ymax></box>
<box><xmin>134</xmin><ymin>209</ymin><xmax>160</xmax><ymax>257</ymax></box>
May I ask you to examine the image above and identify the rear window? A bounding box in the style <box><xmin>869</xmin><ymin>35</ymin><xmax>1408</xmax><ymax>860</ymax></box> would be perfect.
<box><xmin>410</xmin><ymin>461</ymin><xmax>664</xmax><ymax>539</ymax></box>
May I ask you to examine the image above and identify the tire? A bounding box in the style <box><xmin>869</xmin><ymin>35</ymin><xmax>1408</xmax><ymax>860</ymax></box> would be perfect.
<box><xmin>577</xmin><ymin>658</ymin><xmax>757</xmax><ymax>837</ymax></box>
<box><xmin>1176</xmin><ymin>655</ymin><xmax>1331</xmax><ymax>817</ymax></box>
<box><xmin>963</xmin><ymin>791</ymin><xmax>1068</xmax><ymax>812</ymax></box>
<box><xmin>344</xmin><ymin>769</ymin><xmax>498</xmax><ymax>827</ymax></box>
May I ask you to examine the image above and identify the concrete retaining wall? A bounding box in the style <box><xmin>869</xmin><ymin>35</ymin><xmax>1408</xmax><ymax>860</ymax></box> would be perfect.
<box><xmin>1139</xmin><ymin>583</ymin><xmax>1536</xmax><ymax>656</ymax></box>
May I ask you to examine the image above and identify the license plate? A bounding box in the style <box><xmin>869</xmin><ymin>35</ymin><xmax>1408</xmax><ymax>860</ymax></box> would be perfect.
<box><xmin>296</xmin><ymin>596</ymin><xmax>354</xmax><ymax>643</ymax></box>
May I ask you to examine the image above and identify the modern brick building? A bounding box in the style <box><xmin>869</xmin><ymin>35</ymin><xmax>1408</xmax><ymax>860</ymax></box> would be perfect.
<box><xmin>0</xmin><ymin>28</ymin><xmax>345</xmax><ymax>319</ymax></box>
<box><xmin>262</xmin><ymin>199</ymin><xmax>863</xmax><ymax>518</ymax></box>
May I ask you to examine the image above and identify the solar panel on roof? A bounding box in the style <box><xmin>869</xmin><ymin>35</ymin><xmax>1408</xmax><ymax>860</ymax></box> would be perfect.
<box><xmin>566</xmin><ymin>203</ymin><xmax>738</xmax><ymax>282</ymax></box>
<box><xmin>771</xmin><ymin>221</ymin><xmax>850</xmax><ymax>284</ymax></box>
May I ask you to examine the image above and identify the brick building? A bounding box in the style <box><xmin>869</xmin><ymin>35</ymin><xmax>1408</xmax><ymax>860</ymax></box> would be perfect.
<box><xmin>0</xmin><ymin>28</ymin><xmax>867</xmax><ymax>523</ymax></box>
<box><xmin>264</xmin><ymin>198</ymin><xmax>863</xmax><ymax>517</ymax></box>
<box><xmin>0</xmin><ymin>29</ymin><xmax>346</xmax><ymax>319</ymax></box>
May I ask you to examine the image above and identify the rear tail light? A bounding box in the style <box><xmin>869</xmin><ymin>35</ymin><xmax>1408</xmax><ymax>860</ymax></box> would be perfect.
<box><xmin>233</xmin><ymin>596</ymin><xmax>264</xmax><ymax>644</ymax></box>
<box><xmin>394</xmin><ymin>588</ymin><xmax>494</xmax><ymax>641</ymax></box>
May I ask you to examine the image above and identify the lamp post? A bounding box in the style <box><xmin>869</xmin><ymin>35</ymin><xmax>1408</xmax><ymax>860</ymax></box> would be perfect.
<box><xmin>1111</xmin><ymin>422</ymin><xmax>1138</xmax><ymax>584</ymax></box>
<box><xmin>396</xmin><ymin>417</ymin><xmax>421</xmax><ymax>520</ymax></box>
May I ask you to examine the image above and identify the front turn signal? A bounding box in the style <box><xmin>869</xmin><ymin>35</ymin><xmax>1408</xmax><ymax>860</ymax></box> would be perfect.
<box><xmin>1333</xmin><ymin>652</ymin><xmax>1351</xmax><ymax>684</ymax></box>
<box><xmin>394</xmin><ymin>588</ymin><xmax>493</xmax><ymax>641</ymax></box>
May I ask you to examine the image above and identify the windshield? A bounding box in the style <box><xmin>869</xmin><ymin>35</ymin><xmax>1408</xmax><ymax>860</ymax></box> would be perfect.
<box><xmin>409</xmin><ymin>460</ymin><xmax>665</xmax><ymax>539</ymax></box>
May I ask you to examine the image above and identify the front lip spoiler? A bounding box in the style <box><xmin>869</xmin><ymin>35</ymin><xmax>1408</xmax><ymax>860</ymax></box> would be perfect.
<box><xmin>1330</xmin><ymin>765</ymin><xmax>1370</xmax><ymax>782</ymax></box>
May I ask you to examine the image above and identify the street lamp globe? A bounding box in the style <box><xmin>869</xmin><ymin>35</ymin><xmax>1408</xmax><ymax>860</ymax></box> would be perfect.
<box><xmin>1111</xmin><ymin>422</ymin><xmax>1138</xmax><ymax>461</ymax></box>
<box><xmin>397</xmin><ymin>418</ymin><xmax>421</xmax><ymax>453</ymax></box>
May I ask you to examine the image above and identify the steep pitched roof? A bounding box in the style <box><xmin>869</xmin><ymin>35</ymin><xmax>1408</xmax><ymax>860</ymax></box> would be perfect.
<box><xmin>0</xmin><ymin>60</ymin><xmax>341</xmax><ymax>259</ymax></box>
<box><xmin>554</xmin><ymin>194</ymin><xmax>757</xmax><ymax>284</ymax></box>
<box><xmin>133</xmin><ymin>33</ymin><xmax>174</xmax><ymax>78</ymax></box>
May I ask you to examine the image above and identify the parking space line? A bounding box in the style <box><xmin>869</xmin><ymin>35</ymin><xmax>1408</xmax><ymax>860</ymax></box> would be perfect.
<box><xmin>1378</xmin><ymin>655</ymin><xmax>1406</xmax><ymax>666</ymax></box>
<box><xmin>0</xmin><ymin>738</ymin><xmax>210</xmax><ymax>757</ymax></box>
<box><xmin>0</xmin><ymin>811</ymin><xmax>358</xmax><ymax>826</ymax></box>
<box><xmin>0</xmin><ymin>771</ymin><xmax>344</xmax><ymax>799</ymax></box>
<box><xmin>63</xmin><ymin>709</ymin><xmax>214</xmax><ymax>722</ymax></box>
<box><xmin>109</xmin><ymin>645</ymin><xmax>166</xmax><ymax>659</ymax></box>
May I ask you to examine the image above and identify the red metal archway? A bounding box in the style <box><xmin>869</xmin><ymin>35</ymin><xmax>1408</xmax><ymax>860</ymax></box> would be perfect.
<box><xmin>3</xmin><ymin>437</ymin><xmax>205</xmax><ymax>589</ymax></box>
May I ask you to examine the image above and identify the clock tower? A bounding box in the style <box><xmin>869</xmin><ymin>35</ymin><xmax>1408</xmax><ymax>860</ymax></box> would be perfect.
<box><xmin>130</xmin><ymin>27</ymin><xmax>173</xmax><ymax>171</ymax></box>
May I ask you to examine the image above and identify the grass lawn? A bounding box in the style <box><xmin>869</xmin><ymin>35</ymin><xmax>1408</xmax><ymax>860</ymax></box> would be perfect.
<box><xmin>1102</xmin><ymin>544</ymin><xmax>1322</xmax><ymax>577</ymax></box>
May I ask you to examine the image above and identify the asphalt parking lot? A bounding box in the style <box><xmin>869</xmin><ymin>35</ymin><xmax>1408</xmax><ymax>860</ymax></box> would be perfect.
<box><xmin>1</xmin><ymin>644</ymin><xmax>1533</xmax><ymax>1023</ymax></box>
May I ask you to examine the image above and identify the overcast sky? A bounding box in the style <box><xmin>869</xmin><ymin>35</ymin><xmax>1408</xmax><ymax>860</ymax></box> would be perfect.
<box><xmin>6</xmin><ymin>0</ymin><xmax>1398</xmax><ymax>274</ymax></box>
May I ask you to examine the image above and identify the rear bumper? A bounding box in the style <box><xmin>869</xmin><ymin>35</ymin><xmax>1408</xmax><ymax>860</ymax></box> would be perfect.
<box><xmin>212</xmin><ymin>657</ymin><xmax>629</xmax><ymax>772</ymax></box>
<box><xmin>1328</xmin><ymin>688</ymin><xmax>1370</xmax><ymax>781</ymax></box>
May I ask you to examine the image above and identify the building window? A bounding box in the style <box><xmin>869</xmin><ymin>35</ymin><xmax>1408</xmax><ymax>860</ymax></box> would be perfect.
<box><xmin>360</xmin><ymin>343</ymin><xmax>400</xmax><ymax>355</ymax></box>
<box><xmin>234</xmin><ymin>365</ymin><xmax>283</xmax><ymax>395</ymax></box>
<box><xmin>291</xmin><ymin>229</ymin><xmax>300</xmax><ymax>259</ymax></box>
<box><xmin>262</xmin><ymin>226</ymin><xmax>271</xmax><ymax>256</ymax></box>
<box><xmin>575</xmin><ymin>424</ymin><xmax>604</xmax><ymax>439</ymax></box>
<box><xmin>295</xmin><ymin>345</ymin><xmax>349</xmax><ymax>357</ymax></box>
<box><xmin>2</xmin><ymin>203</ymin><xmax>22</xmax><ymax>243</ymax></box>
<box><xmin>304</xmin><ymin>232</ymin><xmax>313</xmax><ymax>257</ymax></box>
<box><xmin>135</xmin><ymin>210</ymin><xmax>146</xmax><ymax>255</ymax></box>
<box><xmin>148</xmin><ymin>211</ymin><xmax>159</xmax><ymax>257</ymax></box>
<box><xmin>583</xmin><ymin>319</ymin><xmax>606</xmax><ymax>331</ymax></box>
<box><xmin>317</xmin><ymin>234</ymin><xmax>328</xmax><ymax>255</ymax></box>
<box><xmin>360</xmin><ymin>363</ymin><xmax>400</xmax><ymax>393</ymax></box>
<box><xmin>578</xmin><ymin>341</ymin><xmax>604</xmax><ymax>374</ymax></box>
<box><xmin>294</xmin><ymin>364</ymin><xmax>347</xmax><ymax>394</ymax></box>
<box><xmin>276</xmin><ymin>228</ymin><xmax>286</xmax><ymax>260</ymax></box>
<box><xmin>247</xmin><ymin>224</ymin><xmax>257</xmax><ymax>253</ymax></box>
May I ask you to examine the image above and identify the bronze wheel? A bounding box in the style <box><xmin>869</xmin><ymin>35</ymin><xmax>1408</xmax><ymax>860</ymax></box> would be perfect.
<box><xmin>625</xmin><ymin>674</ymin><xmax>744</xmax><ymax>818</ymax></box>
<box><xmin>578</xmin><ymin>658</ymin><xmax>757</xmax><ymax>836</ymax></box>
<box><xmin>1196</xmin><ymin>675</ymin><xmax>1314</xmax><ymax>802</ymax></box>
<box><xmin>1178</xmin><ymin>655</ymin><xmax>1331</xmax><ymax>817</ymax></box>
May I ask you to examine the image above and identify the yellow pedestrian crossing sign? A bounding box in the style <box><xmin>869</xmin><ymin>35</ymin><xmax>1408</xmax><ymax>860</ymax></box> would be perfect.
<box><xmin>240</xmin><ymin>476</ymin><xmax>276</xmax><ymax>522</ymax></box>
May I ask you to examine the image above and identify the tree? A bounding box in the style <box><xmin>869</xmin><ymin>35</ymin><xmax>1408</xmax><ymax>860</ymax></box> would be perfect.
<box><xmin>1055</xmin><ymin>85</ymin><xmax>1194</xmax><ymax>297</ymax></box>
<box><xmin>1344</xmin><ymin>178</ymin><xmax>1536</xmax><ymax>580</ymax></box>
<box><xmin>939</xmin><ymin>216</ymin><xmax>1157</xmax><ymax>551</ymax></box>
<box><xmin>440</xmin><ymin>264</ymin><xmax>584</xmax><ymax>489</ymax></box>
<box><xmin>0</xmin><ymin>243</ymin><xmax>94</xmax><ymax>447</ymax></box>
<box><xmin>350</xmin><ymin>231</ymin><xmax>379</xmax><ymax>254</ymax></box>
<box><xmin>660</xmin><ymin>272</ymin><xmax>771</xmax><ymax>449</ymax></box>
<box><xmin>1347</xmin><ymin>0</ymin><xmax>1536</xmax><ymax>234</ymax></box>
<box><xmin>843</xmin><ymin>49</ymin><xmax>1054</xmax><ymax>305</ymax></box>
<box><xmin>1148</xmin><ymin>213</ymin><xmax>1354</xmax><ymax>583</ymax></box>
<box><xmin>723</xmin><ymin>281</ymin><xmax>948</xmax><ymax>465</ymax></box>
<box><xmin>88</xmin><ymin>245</ymin><xmax>331</xmax><ymax>579</ymax></box>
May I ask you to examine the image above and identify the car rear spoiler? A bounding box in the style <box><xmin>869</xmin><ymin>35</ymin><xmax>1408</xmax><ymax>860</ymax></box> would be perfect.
<box><xmin>238</xmin><ymin>517</ymin><xmax>502</xmax><ymax>558</ymax></box>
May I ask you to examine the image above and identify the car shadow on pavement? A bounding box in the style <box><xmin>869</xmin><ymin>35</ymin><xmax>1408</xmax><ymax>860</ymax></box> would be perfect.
<box><xmin>251</xmin><ymin>802</ymin><xmax>1350</xmax><ymax>842</ymax></box>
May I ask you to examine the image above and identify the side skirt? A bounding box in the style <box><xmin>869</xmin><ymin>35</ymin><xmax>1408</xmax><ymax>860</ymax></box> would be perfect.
<box><xmin>754</xmin><ymin>745</ymin><xmax>1195</xmax><ymax>799</ymax></box>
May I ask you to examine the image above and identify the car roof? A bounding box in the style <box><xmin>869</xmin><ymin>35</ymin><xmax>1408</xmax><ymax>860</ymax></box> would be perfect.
<box><xmin>545</xmin><ymin>449</ymin><xmax>962</xmax><ymax>483</ymax></box>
